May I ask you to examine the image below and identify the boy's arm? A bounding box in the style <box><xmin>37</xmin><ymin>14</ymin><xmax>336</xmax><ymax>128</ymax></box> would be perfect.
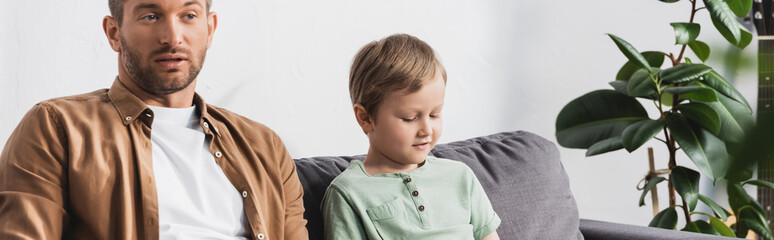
<box><xmin>467</xmin><ymin>168</ymin><xmax>501</xmax><ymax>240</ymax></box>
<box><xmin>321</xmin><ymin>185</ymin><xmax>368</xmax><ymax>240</ymax></box>
<box><xmin>481</xmin><ymin>231</ymin><xmax>501</xmax><ymax>240</ymax></box>
<box><xmin>0</xmin><ymin>104</ymin><xmax>69</xmax><ymax>239</ymax></box>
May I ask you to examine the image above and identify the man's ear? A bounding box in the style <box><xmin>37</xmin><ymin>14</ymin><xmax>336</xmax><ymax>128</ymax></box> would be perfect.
<box><xmin>354</xmin><ymin>104</ymin><xmax>374</xmax><ymax>134</ymax></box>
<box><xmin>103</xmin><ymin>16</ymin><xmax>121</xmax><ymax>52</ymax></box>
<box><xmin>206</xmin><ymin>11</ymin><xmax>218</xmax><ymax>49</ymax></box>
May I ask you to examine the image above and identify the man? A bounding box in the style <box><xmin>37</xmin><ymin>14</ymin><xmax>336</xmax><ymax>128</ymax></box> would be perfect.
<box><xmin>0</xmin><ymin>0</ymin><xmax>308</xmax><ymax>239</ymax></box>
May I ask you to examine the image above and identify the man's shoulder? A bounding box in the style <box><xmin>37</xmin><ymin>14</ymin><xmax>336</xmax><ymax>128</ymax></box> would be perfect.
<box><xmin>24</xmin><ymin>89</ymin><xmax>112</xmax><ymax>120</ymax></box>
<box><xmin>36</xmin><ymin>89</ymin><xmax>110</xmax><ymax>109</ymax></box>
<box><xmin>205</xmin><ymin>104</ymin><xmax>269</xmax><ymax>129</ymax></box>
<box><xmin>204</xmin><ymin>104</ymin><xmax>281</xmax><ymax>142</ymax></box>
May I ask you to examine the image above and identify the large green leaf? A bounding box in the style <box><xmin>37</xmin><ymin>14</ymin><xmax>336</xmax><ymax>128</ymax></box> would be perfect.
<box><xmin>743</xmin><ymin>179</ymin><xmax>774</xmax><ymax>189</ymax></box>
<box><xmin>667</xmin><ymin>114</ymin><xmax>729</xmax><ymax>181</ymax></box>
<box><xmin>703</xmin><ymin>70</ymin><xmax>751</xmax><ymax>111</ymax></box>
<box><xmin>622</xmin><ymin>119</ymin><xmax>665</xmax><ymax>152</ymax></box>
<box><xmin>738</xmin><ymin>28</ymin><xmax>753</xmax><ymax>49</ymax></box>
<box><xmin>705</xmin><ymin>0</ymin><xmax>743</xmax><ymax>46</ymax></box>
<box><xmin>726</xmin><ymin>153</ymin><xmax>755</xmax><ymax>182</ymax></box>
<box><xmin>649</xmin><ymin>207</ymin><xmax>678</xmax><ymax>229</ymax></box>
<box><xmin>670</xmin><ymin>22</ymin><xmax>701</xmax><ymax>45</ymax></box>
<box><xmin>627</xmin><ymin>69</ymin><xmax>658</xmax><ymax>97</ymax></box>
<box><xmin>688</xmin><ymin>40</ymin><xmax>711</xmax><ymax>62</ymax></box>
<box><xmin>681</xmin><ymin>221</ymin><xmax>700</xmax><ymax>233</ymax></box>
<box><xmin>676</xmin><ymin>102</ymin><xmax>721</xmax><ymax>135</ymax></box>
<box><xmin>708</xmin><ymin>216</ymin><xmax>735</xmax><ymax>237</ymax></box>
<box><xmin>698</xmin><ymin>194</ymin><xmax>730</xmax><ymax>221</ymax></box>
<box><xmin>701</xmin><ymin>93</ymin><xmax>754</xmax><ymax>142</ymax></box>
<box><xmin>665</xmin><ymin>85</ymin><xmax>718</xmax><ymax>102</ymax></box>
<box><xmin>725</xmin><ymin>0</ymin><xmax>753</xmax><ymax>18</ymax></box>
<box><xmin>671</xmin><ymin>166</ymin><xmax>700</xmax><ymax>211</ymax></box>
<box><xmin>727</xmin><ymin>182</ymin><xmax>765</xmax><ymax>215</ymax></box>
<box><xmin>609</xmin><ymin>81</ymin><xmax>629</xmax><ymax>95</ymax></box>
<box><xmin>737</xmin><ymin>217</ymin><xmax>752</xmax><ymax>238</ymax></box>
<box><xmin>738</xmin><ymin>207</ymin><xmax>774</xmax><ymax>240</ymax></box>
<box><xmin>660</xmin><ymin>64</ymin><xmax>713</xmax><ymax>84</ymax></box>
<box><xmin>608</xmin><ymin>34</ymin><xmax>653</xmax><ymax>73</ymax></box>
<box><xmin>639</xmin><ymin>176</ymin><xmax>666</xmax><ymax>207</ymax></box>
<box><xmin>556</xmin><ymin>90</ymin><xmax>648</xmax><ymax>149</ymax></box>
<box><xmin>682</xmin><ymin>220</ymin><xmax>720</xmax><ymax>235</ymax></box>
<box><xmin>585</xmin><ymin>137</ymin><xmax>624</xmax><ymax>156</ymax></box>
<box><xmin>616</xmin><ymin>51</ymin><xmax>666</xmax><ymax>80</ymax></box>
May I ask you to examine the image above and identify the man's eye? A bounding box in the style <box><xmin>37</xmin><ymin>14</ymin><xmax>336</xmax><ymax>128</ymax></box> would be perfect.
<box><xmin>142</xmin><ymin>15</ymin><xmax>158</xmax><ymax>21</ymax></box>
<box><xmin>184</xmin><ymin>14</ymin><xmax>196</xmax><ymax>20</ymax></box>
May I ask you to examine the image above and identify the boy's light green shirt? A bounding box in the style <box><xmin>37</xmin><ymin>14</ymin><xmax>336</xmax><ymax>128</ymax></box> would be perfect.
<box><xmin>321</xmin><ymin>156</ymin><xmax>501</xmax><ymax>240</ymax></box>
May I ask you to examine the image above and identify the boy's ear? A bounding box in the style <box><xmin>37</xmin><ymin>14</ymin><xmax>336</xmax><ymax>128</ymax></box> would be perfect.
<box><xmin>354</xmin><ymin>104</ymin><xmax>373</xmax><ymax>134</ymax></box>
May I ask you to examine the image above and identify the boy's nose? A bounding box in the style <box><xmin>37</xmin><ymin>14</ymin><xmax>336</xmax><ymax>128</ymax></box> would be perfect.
<box><xmin>417</xmin><ymin>119</ymin><xmax>432</xmax><ymax>137</ymax></box>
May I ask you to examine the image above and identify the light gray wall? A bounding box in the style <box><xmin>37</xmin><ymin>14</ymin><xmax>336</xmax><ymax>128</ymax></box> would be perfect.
<box><xmin>0</xmin><ymin>0</ymin><xmax>758</xmax><ymax>226</ymax></box>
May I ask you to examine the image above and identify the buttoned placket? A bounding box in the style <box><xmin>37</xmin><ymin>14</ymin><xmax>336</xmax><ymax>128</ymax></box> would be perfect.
<box><xmin>127</xmin><ymin>109</ymin><xmax>160</xmax><ymax>240</ymax></box>
<box><xmin>201</xmin><ymin>117</ymin><xmax>268</xmax><ymax>240</ymax></box>
<box><xmin>401</xmin><ymin>173</ymin><xmax>430</xmax><ymax>228</ymax></box>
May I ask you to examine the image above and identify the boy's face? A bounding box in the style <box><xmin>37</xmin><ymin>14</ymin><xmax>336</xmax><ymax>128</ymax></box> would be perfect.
<box><xmin>366</xmin><ymin>71</ymin><xmax>445</xmax><ymax>168</ymax></box>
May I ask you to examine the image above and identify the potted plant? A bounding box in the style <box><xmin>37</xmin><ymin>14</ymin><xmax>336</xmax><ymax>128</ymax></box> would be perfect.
<box><xmin>555</xmin><ymin>0</ymin><xmax>773</xmax><ymax>238</ymax></box>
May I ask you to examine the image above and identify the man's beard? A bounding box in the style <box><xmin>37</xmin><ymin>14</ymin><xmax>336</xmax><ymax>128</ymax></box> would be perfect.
<box><xmin>120</xmin><ymin>37</ymin><xmax>206</xmax><ymax>96</ymax></box>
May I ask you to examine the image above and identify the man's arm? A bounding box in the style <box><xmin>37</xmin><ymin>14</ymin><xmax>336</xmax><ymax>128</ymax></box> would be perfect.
<box><xmin>273</xmin><ymin>134</ymin><xmax>309</xmax><ymax>239</ymax></box>
<box><xmin>0</xmin><ymin>103</ymin><xmax>68</xmax><ymax>239</ymax></box>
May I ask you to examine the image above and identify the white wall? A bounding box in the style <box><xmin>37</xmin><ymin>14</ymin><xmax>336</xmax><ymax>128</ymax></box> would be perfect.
<box><xmin>0</xmin><ymin>0</ymin><xmax>758</xmax><ymax>226</ymax></box>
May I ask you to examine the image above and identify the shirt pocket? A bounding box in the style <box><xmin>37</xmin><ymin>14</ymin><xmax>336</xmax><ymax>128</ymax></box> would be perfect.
<box><xmin>366</xmin><ymin>197</ymin><xmax>407</xmax><ymax>240</ymax></box>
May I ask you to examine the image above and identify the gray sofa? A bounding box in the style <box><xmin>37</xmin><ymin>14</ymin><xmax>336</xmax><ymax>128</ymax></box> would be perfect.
<box><xmin>294</xmin><ymin>131</ymin><xmax>738</xmax><ymax>239</ymax></box>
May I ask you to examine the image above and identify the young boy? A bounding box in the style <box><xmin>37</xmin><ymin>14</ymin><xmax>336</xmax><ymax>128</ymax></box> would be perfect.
<box><xmin>322</xmin><ymin>34</ymin><xmax>501</xmax><ymax>240</ymax></box>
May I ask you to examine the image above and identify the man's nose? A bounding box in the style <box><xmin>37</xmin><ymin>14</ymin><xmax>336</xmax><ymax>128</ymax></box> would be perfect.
<box><xmin>159</xmin><ymin>18</ymin><xmax>183</xmax><ymax>48</ymax></box>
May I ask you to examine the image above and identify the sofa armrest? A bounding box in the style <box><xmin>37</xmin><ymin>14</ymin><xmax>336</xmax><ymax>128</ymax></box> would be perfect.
<box><xmin>580</xmin><ymin>219</ymin><xmax>740</xmax><ymax>240</ymax></box>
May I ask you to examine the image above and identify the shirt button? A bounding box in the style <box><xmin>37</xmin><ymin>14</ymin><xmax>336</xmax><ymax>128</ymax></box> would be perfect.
<box><xmin>256</xmin><ymin>233</ymin><xmax>265</xmax><ymax>239</ymax></box>
<box><xmin>418</xmin><ymin>205</ymin><xmax>425</xmax><ymax>211</ymax></box>
<box><xmin>215</xmin><ymin>151</ymin><xmax>223</xmax><ymax>158</ymax></box>
<box><xmin>145</xmin><ymin>113</ymin><xmax>152</xmax><ymax>118</ymax></box>
<box><xmin>242</xmin><ymin>191</ymin><xmax>248</xmax><ymax>198</ymax></box>
<box><xmin>412</xmin><ymin>190</ymin><xmax>419</xmax><ymax>197</ymax></box>
<box><xmin>203</xmin><ymin>122</ymin><xmax>209</xmax><ymax>129</ymax></box>
<box><xmin>404</xmin><ymin>178</ymin><xmax>412</xmax><ymax>183</ymax></box>
<box><xmin>125</xmin><ymin>116</ymin><xmax>132</xmax><ymax>121</ymax></box>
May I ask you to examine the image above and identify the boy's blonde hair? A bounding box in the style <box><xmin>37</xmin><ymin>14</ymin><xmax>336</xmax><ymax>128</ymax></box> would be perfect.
<box><xmin>349</xmin><ymin>33</ymin><xmax>447</xmax><ymax>117</ymax></box>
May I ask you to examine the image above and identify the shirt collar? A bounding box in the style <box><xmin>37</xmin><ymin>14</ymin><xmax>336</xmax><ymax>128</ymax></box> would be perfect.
<box><xmin>107</xmin><ymin>78</ymin><xmax>217</xmax><ymax>137</ymax></box>
<box><xmin>108</xmin><ymin>78</ymin><xmax>150</xmax><ymax>126</ymax></box>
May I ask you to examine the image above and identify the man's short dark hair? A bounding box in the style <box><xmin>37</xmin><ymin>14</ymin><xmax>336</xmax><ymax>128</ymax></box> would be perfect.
<box><xmin>108</xmin><ymin>0</ymin><xmax>213</xmax><ymax>26</ymax></box>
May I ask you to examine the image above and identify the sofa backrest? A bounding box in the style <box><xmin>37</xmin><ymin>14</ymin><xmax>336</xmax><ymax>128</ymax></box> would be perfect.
<box><xmin>294</xmin><ymin>131</ymin><xmax>583</xmax><ymax>239</ymax></box>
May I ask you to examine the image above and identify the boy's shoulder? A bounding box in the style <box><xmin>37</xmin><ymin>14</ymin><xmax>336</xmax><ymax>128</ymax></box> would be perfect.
<box><xmin>427</xmin><ymin>156</ymin><xmax>474</xmax><ymax>174</ymax></box>
<box><xmin>328</xmin><ymin>160</ymin><xmax>370</xmax><ymax>189</ymax></box>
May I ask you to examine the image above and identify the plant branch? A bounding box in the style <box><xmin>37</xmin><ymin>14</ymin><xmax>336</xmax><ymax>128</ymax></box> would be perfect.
<box><xmin>681</xmin><ymin>198</ymin><xmax>692</xmax><ymax>223</ymax></box>
<box><xmin>663</xmin><ymin>125</ymin><xmax>677</xmax><ymax>207</ymax></box>
<box><xmin>674</xmin><ymin>0</ymin><xmax>697</xmax><ymax>65</ymax></box>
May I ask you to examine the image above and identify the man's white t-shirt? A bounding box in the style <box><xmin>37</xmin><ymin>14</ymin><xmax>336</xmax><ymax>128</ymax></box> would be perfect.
<box><xmin>148</xmin><ymin>105</ymin><xmax>250</xmax><ymax>239</ymax></box>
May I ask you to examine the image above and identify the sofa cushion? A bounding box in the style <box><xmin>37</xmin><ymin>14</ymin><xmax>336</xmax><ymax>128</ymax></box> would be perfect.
<box><xmin>294</xmin><ymin>131</ymin><xmax>582</xmax><ymax>239</ymax></box>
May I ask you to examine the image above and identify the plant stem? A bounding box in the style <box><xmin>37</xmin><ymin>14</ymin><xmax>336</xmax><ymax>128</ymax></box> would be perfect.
<box><xmin>681</xmin><ymin>198</ymin><xmax>692</xmax><ymax>223</ymax></box>
<box><xmin>674</xmin><ymin>0</ymin><xmax>697</xmax><ymax>65</ymax></box>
